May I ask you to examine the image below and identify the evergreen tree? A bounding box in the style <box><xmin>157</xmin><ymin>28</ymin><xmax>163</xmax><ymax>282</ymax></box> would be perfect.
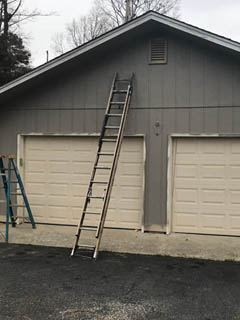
<box><xmin>0</xmin><ymin>32</ymin><xmax>31</xmax><ymax>86</ymax></box>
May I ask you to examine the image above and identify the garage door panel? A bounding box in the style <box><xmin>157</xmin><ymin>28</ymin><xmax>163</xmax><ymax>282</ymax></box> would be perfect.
<box><xmin>48</xmin><ymin>161</ymin><xmax>69</xmax><ymax>173</ymax></box>
<box><xmin>118</xmin><ymin>176</ymin><xmax>143</xmax><ymax>186</ymax></box>
<box><xmin>174</xmin><ymin>212</ymin><xmax>198</xmax><ymax>228</ymax></box>
<box><xmin>47</xmin><ymin>151</ymin><xmax>70</xmax><ymax>161</ymax></box>
<box><xmin>26</xmin><ymin>173</ymin><xmax>46</xmax><ymax>183</ymax></box>
<box><xmin>121</xmin><ymin>162</ymin><xmax>141</xmax><ymax>173</ymax></box>
<box><xmin>175</xmin><ymin>165</ymin><xmax>197</xmax><ymax>179</ymax></box>
<box><xmin>71</xmin><ymin>162</ymin><xmax>93</xmax><ymax>174</ymax></box>
<box><xmin>174</xmin><ymin>188</ymin><xmax>198</xmax><ymax>204</ymax></box>
<box><xmin>172</xmin><ymin>138</ymin><xmax>240</xmax><ymax>236</ymax></box>
<box><xmin>47</xmin><ymin>173</ymin><xmax>69</xmax><ymax>184</ymax></box>
<box><xmin>229</xmin><ymin>216</ymin><xmax>240</xmax><ymax>230</ymax></box>
<box><xmin>201</xmin><ymin>189</ymin><xmax>226</xmax><ymax>204</ymax></box>
<box><xmin>24</xmin><ymin>136</ymin><xmax>143</xmax><ymax>228</ymax></box>
<box><xmin>48</xmin><ymin>183</ymin><xmax>69</xmax><ymax>196</ymax></box>
<box><xmin>230</xmin><ymin>191</ymin><xmax>240</xmax><ymax>204</ymax></box>
<box><xmin>229</xmin><ymin>166</ymin><xmax>240</xmax><ymax>179</ymax></box>
<box><xmin>201</xmin><ymin>213</ymin><xmax>226</xmax><ymax>230</ymax></box>
<box><xmin>200</xmin><ymin>165</ymin><xmax>225</xmax><ymax>179</ymax></box>
<box><xmin>201</xmin><ymin>140</ymin><xmax>225</xmax><ymax>154</ymax></box>
<box><xmin>26</xmin><ymin>183</ymin><xmax>45</xmax><ymax>195</ymax></box>
<box><xmin>48</xmin><ymin>206</ymin><xmax>70</xmax><ymax>223</ymax></box>
<box><xmin>230</xmin><ymin>141</ymin><xmax>240</xmax><ymax>153</ymax></box>
<box><xmin>26</xmin><ymin>160</ymin><xmax>46</xmax><ymax>173</ymax></box>
<box><xmin>122</xmin><ymin>186</ymin><xmax>142</xmax><ymax>199</ymax></box>
<box><xmin>30</xmin><ymin>205</ymin><xmax>46</xmax><ymax>221</ymax></box>
<box><xmin>28</xmin><ymin>196</ymin><xmax>46</xmax><ymax>208</ymax></box>
<box><xmin>71</xmin><ymin>175</ymin><xmax>90</xmax><ymax>184</ymax></box>
<box><xmin>176</xmin><ymin>139</ymin><xmax>197</xmax><ymax>153</ymax></box>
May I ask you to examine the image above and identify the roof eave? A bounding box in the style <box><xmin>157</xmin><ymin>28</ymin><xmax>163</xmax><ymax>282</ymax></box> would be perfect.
<box><xmin>151</xmin><ymin>13</ymin><xmax>240</xmax><ymax>53</ymax></box>
<box><xmin>1</xmin><ymin>11</ymin><xmax>240</xmax><ymax>96</ymax></box>
<box><xmin>0</xmin><ymin>13</ymin><xmax>152</xmax><ymax>96</ymax></box>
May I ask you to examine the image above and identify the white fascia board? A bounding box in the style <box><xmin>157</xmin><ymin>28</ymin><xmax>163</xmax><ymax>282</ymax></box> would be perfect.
<box><xmin>151</xmin><ymin>12</ymin><xmax>240</xmax><ymax>52</ymax></box>
<box><xmin>1</xmin><ymin>12</ymin><xmax>240</xmax><ymax>96</ymax></box>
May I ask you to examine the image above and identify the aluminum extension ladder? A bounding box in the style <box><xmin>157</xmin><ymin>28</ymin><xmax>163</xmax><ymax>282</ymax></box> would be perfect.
<box><xmin>0</xmin><ymin>155</ymin><xmax>36</xmax><ymax>242</ymax></box>
<box><xmin>71</xmin><ymin>73</ymin><xmax>134</xmax><ymax>260</ymax></box>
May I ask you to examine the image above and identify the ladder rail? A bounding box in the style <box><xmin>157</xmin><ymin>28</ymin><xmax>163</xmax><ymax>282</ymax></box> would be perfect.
<box><xmin>6</xmin><ymin>158</ymin><xmax>11</xmax><ymax>243</ymax></box>
<box><xmin>98</xmin><ymin>72</ymin><xmax>118</xmax><ymax>144</ymax></box>
<box><xmin>0</xmin><ymin>158</ymin><xmax>15</xmax><ymax>227</ymax></box>
<box><xmin>10</xmin><ymin>158</ymin><xmax>36</xmax><ymax>229</ymax></box>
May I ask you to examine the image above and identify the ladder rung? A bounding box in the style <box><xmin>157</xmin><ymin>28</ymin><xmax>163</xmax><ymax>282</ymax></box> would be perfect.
<box><xmin>95</xmin><ymin>166</ymin><xmax>111</xmax><ymax>170</ymax></box>
<box><xmin>80</xmin><ymin>227</ymin><xmax>97</xmax><ymax>231</ymax></box>
<box><xmin>116</xmin><ymin>79</ymin><xmax>130</xmax><ymax>82</ymax></box>
<box><xmin>0</xmin><ymin>174</ymin><xmax>6</xmax><ymax>176</ymax></box>
<box><xmin>15</xmin><ymin>216</ymin><xmax>29</xmax><ymax>219</ymax></box>
<box><xmin>3</xmin><ymin>168</ymin><xmax>15</xmax><ymax>171</ymax></box>
<box><xmin>83</xmin><ymin>211</ymin><xmax>101</xmax><ymax>215</ymax></box>
<box><xmin>111</xmin><ymin>102</ymin><xmax>125</xmax><ymax>105</ymax></box>
<box><xmin>113</xmin><ymin>90</ymin><xmax>128</xmax><ymax>93</ymax></box>
<box><xmin>105</xmin><ymin>126</ymin><xmax>120</xmax><ymax>129</ymax></box>
<box><xmin>0</xmin><ymin>200</ymin><xmax>6</xmax><ymax>203</ymax></box>
<box><xmin>87</xmin><ymin>196</ymin><xmax>104</xmax><ymax>200</ymax></box>
<box><xmin>10</xmin><ymin>204</ymin><xmax>25</xmax><ymax>208</ymax></box>
<box><xmin>101</xmin><ymin>139</ymin><xmax>117</xmax><ymax>142</ymax></box>
<box><xmin>77</xmin><ymin>244</ymin><xmax>95</xmax><ymax>250</ymax></box>
<box><xmin>107</xmin><ymin>113</ymin><xmax>122</xmax><ymax>117</ymax></box>
<box><xmin>91</xmin><ymin>181</ymin><xmax>108</xmax><ymax>184</ymax></box>
<box><xmin>98</xmin><ymin>152</ymin><xmax>114</xmax><ymax>156</ymax></box>
<box><xmin>10</xmin><ymin>192</ymin><xmax>22</xmax><ymax>195</ymax></box>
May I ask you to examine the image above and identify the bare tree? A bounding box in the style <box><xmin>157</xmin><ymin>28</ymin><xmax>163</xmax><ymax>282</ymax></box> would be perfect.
<box><xmin>52</xmin><ymin>6</ymin><xmax>112</xmax><ymax>54</ymax></box>
<box><xmin>52</xmin><ymin>0</ymin><xmax>180</xmax><ymax>55</ymax></box>
<box><xmin>95</xmin><ymin>0</ymin><xmax>180</xmax><ymax>25</ymax></box>
<box><xmin>66</xmin><ymin>11</ymin><xmax>111</xmax><ymax>47</ymax></box>
<box><xmin>0</xmin><ymin>0</ymin><xmax>53</xmax><ymax>35</ymax></box>
<box><xmin>51</xmin><ymin>32</ymin><xmax>66</xmax><ymax>56</ymax></box>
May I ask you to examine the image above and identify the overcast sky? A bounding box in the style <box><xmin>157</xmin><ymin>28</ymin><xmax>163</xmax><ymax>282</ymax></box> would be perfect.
<box><xmin>22</xmin><ymin>0</ymin><xmax>240</xmax><ymax>67</ymax></box>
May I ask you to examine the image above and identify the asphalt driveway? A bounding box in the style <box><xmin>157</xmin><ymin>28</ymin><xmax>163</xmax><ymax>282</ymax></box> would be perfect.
<box><xmin>0</xmin><ymin>243</ymin><xmax>240</xmax><ymax>320</ymax></box>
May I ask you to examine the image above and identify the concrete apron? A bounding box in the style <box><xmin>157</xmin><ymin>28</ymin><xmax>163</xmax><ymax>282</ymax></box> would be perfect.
<box><xmin>1</xmin><ymin>223</ymin><xmax>240</xmax><ymax>262</ymax></box>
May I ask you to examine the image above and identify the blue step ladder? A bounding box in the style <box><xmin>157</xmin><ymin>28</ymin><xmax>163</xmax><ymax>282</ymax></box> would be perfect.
<box><xmin>0</xmin><ymin>155</ymin><xmax>36</xmax><ymax>243</ymax></box>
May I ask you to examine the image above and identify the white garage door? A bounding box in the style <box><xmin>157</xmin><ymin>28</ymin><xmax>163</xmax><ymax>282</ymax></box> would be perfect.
<box><xmin>172</xmin><ymin>138</ymin><xmax>240</xmax><ymax>236</ymax></box>
<box><xmin>23</xmin><ymin>136</ymin><xmax>144</xmax><ymax>229</ymax></box>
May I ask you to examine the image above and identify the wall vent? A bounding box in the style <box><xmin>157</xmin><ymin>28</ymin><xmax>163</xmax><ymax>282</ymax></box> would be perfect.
<box><xmin>150</xmin><ymin>39</ymin><xmax>167</xmax><ymax>64</ymax></box>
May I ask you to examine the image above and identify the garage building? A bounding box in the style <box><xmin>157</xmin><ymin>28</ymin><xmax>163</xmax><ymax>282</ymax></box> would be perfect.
<box><xmin>1</xmin><ymin>11</ymin><xmax>240</xmax><ymax>236</ymax></box>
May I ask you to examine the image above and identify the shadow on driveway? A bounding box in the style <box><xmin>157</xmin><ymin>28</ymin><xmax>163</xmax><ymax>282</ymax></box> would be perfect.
<box><xmin>0</xmin><ymin>243</ymin><xmax>240</xmax><ymax>320</ymax></box>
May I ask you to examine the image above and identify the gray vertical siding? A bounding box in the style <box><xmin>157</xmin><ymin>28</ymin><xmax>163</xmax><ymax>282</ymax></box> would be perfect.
<box><xmin>1</xmin><ymin>29</ymin><xmax>240</xmax><ymax>228</ymax></box>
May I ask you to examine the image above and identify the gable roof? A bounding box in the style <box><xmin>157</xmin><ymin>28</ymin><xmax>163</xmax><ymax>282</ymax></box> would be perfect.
<box><xmin>1</xmin><ymin>10</ymin><xmax>240</xmax><ymax>95</ymax></box>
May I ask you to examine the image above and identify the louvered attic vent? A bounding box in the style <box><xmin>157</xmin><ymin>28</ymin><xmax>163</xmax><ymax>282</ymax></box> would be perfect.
<box><xmin>150</xmin><ymin>39</ymin><xmax>167</xmax><ymax>64</ymax></box>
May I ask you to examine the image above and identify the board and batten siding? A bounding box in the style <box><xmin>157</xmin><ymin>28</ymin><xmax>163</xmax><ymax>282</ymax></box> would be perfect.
<box><xmin>0</xmin><ymin>28</ymin><xmax>240</xmax><ymax>229</ymax></box>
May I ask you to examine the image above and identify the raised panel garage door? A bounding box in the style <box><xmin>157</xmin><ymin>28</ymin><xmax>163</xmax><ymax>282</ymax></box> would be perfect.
<box><xmin>172</xmin><ymin>138</ymin><xmax>240</xmax><ymax>236</ymax></box>
<box><xmin>24</xmin><ymin>136</ymin><xmax>144</xmax><ymax>229</ymax></box>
